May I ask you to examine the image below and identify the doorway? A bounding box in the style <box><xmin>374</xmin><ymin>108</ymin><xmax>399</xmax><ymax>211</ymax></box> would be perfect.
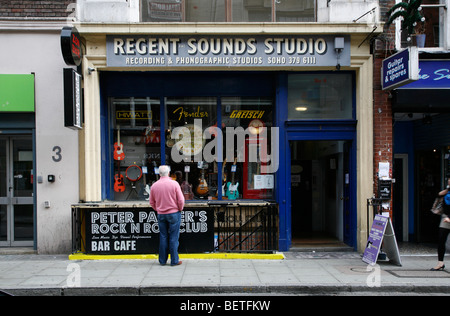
<box><xmin>290</xmin><ymin>140</ymin><xmax>351</xmax><ymax>248</ymax></box>
<box><xmin>0</xmin><ymin>136</ymin><xmax>34</xmax><ymax>247</ymax></box>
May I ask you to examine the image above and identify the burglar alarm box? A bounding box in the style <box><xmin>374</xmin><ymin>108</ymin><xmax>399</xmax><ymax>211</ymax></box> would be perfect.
<box><xmin>378</xmin><ymin>179</ymin><xmax>392</xmax><ymax>200</ymax></box>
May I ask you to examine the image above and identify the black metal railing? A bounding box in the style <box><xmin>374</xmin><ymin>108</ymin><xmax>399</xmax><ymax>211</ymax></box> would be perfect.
<box><xmin>214</xmin><ymin>202</ymin><xmax>278</xmax><ymax>253</ymax></box>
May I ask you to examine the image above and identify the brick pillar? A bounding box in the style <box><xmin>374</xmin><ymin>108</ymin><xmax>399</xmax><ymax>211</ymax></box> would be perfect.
<box><xmin>373</xmin><ymin>53</ymin><xmax>394</xmax><ymax>217</ymax></box>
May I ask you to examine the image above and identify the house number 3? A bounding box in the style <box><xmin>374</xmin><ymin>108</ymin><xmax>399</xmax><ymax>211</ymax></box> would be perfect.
<box><xmin>52</xmin><ymin>146</ymin><xmax>62</xmax><ymax>162</ymax></box>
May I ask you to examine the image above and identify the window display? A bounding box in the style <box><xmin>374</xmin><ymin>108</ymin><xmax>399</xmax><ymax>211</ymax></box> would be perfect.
<box><xmin>166</xmin><ymin>97</ymin><xmax>217</xmax><ymax>200</ymax></box>
<box><xmin>222</xmin><ymin>97</ymin><xmax>274</xmax><ymax>200</ymax></box>
<box><xmin>111</xmin><ymin>97</ymin><xmax>161</xmax><ymax>201</ymax></box>
<box><xmin>109</xmin><ymin>96</ymin><xmax>274</xmax><ymax>201</ymax></box>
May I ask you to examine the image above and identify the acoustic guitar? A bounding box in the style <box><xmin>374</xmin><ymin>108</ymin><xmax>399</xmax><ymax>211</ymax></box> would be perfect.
<box><xmin>114</xmin><ymin>161</ymin><xmax>125</xmax><ymax>193</ymax></box>
<box><xmin>181</xmin><ymin>166</ymin><xmax>194</xmax><ymax>200</ymax></box>
<box><xmin>113</xmin><ymin>127</ymin><xmax>125</xmax><ymax>161</ymax></box>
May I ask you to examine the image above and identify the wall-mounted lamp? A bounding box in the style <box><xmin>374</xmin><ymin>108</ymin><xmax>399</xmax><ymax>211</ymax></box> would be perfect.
<box><xmin>334</xmin><ymin>37</ymin><xmax>344</xmax><ymax>71</ymax></box>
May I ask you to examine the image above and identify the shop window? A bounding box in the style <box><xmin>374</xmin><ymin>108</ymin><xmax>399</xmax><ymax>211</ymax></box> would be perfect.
<box><xmin>109</xmin><ymin>96</ymin><xmax>274</xmax><ymax>201</ymax></box>
<box><xmin>111</xmin><ymin>97</ymin><xmax>161</xmax><ymax>201</ymax></box>
<box><xmin>165</xmin><ymin>97</ymin><xmax>217</xmax><ymax>200</ymax></box>
<box><xmin>221</xmin><ymin>97</ymin><xmax>274</xmax><ymax>200</ymax></box>
<box><xmin>141</xmin><ymin>0</ymin><xmax>315</xmax><ymax>22</ymax></box>
<box><xmin>287</xmin><ymin>73</ymin><xmax>353</xmax><ymax>120</ymax></box>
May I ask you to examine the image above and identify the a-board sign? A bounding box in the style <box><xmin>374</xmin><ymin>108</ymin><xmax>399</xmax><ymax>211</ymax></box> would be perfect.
<box><xmin>362</xmin><ymin>214</ymin><xmax>402</xmax><ymax>266</ymax></box>
<box><xmin>84</xmin><ymin>208</ymin><xmax>214</xmax><ymax>255</ymax></box>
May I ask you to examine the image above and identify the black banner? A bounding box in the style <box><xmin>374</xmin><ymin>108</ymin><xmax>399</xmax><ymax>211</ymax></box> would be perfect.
<box><xmin>84</xmin><ymin>208</ymin><xmax>214</xmax><ymax>254</ymax></box>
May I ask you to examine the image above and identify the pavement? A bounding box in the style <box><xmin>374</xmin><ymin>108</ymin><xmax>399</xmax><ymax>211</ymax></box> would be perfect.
<box><xmin>1</xmin><ymin>245</ymin><xmax>450</xmax><ymax>296</ymax></box>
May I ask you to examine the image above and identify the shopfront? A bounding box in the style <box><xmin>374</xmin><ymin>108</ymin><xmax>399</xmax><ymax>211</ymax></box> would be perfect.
<box><xmin>393</xmin><ymin>59</ymin><xmax>450</xmax><ymax>243</ymax></box>
<box><xmin>0</xmin><ymin>74</ymin><xmax>36</xmax><ymax>248</ymax></box>
<box><xmin>73</xmin><ymin>25</ymin><xmax>376</xmax><ymax>253</ymax></box>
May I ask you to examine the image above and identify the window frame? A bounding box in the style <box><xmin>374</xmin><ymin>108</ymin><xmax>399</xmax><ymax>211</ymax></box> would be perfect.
<box><xmin>141</xmin><ymin>0</ymin><xmax>317</xmax><ymax>23</ymax></box>
<box><xmin>395</xmin><ymin>0</ymin><xmax>448</xmax><ymax>51</ymax></box>
<box><xmin>107</xmin><ymin>95</ymin><xmax>275</xmax><ymax>201</ymax></box>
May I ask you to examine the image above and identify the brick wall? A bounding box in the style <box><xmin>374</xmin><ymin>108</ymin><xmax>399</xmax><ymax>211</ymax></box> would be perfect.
<box><xmin>0</xmin><ymin>0</ymin><xmax>73</xmax><ymax>18</ymax></box>
<box><xmin>373</xmin><ymin>0</ymin><xmax>396</xmax><ymax>215</ymax></box>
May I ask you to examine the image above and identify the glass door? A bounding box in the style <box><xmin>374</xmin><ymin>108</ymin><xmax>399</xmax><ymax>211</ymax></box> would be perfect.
<box><xmin>0</xmin><ymin>136</ymin><xmax>34</xmax><ymax>247</ymax></box>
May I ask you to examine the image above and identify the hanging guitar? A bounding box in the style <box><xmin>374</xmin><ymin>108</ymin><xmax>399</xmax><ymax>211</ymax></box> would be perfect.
<box><xmin>181</xmin><ymin>165</ymin><xmax>194</xmax><ymax>200</ymax></box>
<box><xmin>113</xmin><ymin>127</ymin><xmax>125</xmax><ymax>161</ymax></box>
<box><xmin>216</xmin><ymin>159</ymin><xmax>227</xmax><ymax>198</ymax></box>
<box><xmin>226</xmin><ymin>158</ymin><xmax>239</xmax><ymax>200</ymax></box>
<box><xmin>113</xmin><ymin>127</ymin><xmax>125</xmax><ymax>192</ymax></box>
<box><xmin>139</xmin><ymin>163</ymin><xmax>150</xmax><ymax>200</ymax></box>
<box><xmin>114</xmin><ymin>160</ymin><xmax>125</xmax><ymax>193</ymax></box>
<box><xmin>151</xmin><ymin>161</ymin><xmax>160</xmax><ymax>185</ymax></box>
<box><xmin>196</xmin><ymin>162</ymin><xmax>209</xmax><ymax>197</ymax></box>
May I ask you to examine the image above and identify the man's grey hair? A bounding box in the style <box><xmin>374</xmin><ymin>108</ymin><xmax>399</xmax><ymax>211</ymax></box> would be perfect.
<box><xmin>159</xmin><ymin>165</ymin><xmax>170</xmax><ymax>177</ymax></box>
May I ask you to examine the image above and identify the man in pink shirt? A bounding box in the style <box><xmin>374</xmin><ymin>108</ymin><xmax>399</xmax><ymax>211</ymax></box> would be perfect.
<box><xmin>149</xmin><ymin>165</ymin><xmax>185</xmax><ymax>266</ymax></box>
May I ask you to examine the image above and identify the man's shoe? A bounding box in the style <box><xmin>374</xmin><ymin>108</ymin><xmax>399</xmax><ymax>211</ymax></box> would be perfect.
<box><xmin>171</xmin><ymin>261</ymin><xmax>182</xmax><ymax>266</ymax></box>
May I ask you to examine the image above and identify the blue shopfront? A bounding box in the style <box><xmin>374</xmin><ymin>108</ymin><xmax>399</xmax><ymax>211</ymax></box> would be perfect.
<box><xmin>96</xmin><ymin>69</ymin><xmax>357</xmax><ymax>252</ymax></box>
<box><xmin>71</xmin><ymin>34</ymin><xmax>360</xmax><ymax>254</ymax></box>
<box><xmin>393</xmin><ymin>59</ymin><xmax>450</xmax><ymax>244</ymax></box>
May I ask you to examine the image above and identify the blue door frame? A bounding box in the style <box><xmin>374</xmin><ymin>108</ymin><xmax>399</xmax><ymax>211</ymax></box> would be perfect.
<box><xmin>275</xmin><ymin>124</ymin><xmax>357</xmax><ymax>251</ymax></box>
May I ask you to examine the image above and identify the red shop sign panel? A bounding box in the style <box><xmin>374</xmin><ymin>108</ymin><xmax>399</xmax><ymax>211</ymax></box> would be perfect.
<box><xmin>61</xmin><ymin>26</ymin><xmax>82</xmax><ymax>67</ymax></box>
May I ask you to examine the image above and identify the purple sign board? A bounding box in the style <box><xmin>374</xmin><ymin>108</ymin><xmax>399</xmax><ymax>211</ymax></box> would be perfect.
<box><xmin>382</xmin><ymin>47</ymin><xmax>419</xmax><ymax>90</ymax></box>
<box><xmin>399</xmin><ymin>60</ymin><xmax>450</xmax><ymax>89</ymax></box>
<box><xmin>362</xmin><ymin>214</ymin><xmax>389</xmax><ymax>265</ymax></box>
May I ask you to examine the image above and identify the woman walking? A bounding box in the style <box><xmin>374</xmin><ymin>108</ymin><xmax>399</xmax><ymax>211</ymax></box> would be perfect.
<box><xmin>431</xmin><ymin>178</ymin><xmax>450</xmax><ymax>271</ymax></box>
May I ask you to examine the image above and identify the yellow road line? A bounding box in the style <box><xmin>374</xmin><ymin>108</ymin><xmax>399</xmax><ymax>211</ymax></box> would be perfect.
<box><xmin>69</xmin><ymin>252</ymin><xmax>284</xmax><ymax>261</ymax></box>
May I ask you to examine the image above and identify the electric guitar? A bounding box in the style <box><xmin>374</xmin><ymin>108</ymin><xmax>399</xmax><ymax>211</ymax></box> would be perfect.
<box><xmin>196</xmin><ymin>165</ymin><xmax>209</xmax><ymax>196</ymax></box>
<box><xmin>139</xmin><ymin>163</ymin><xmax>150</xmax><ymax>200</ymax></box>
<box><xmin>216</xmin><ymin>159</ymin><xmax>227</xmax><ymax>198</ymax></box>
<box><xmin>113</xmin><ymin>127</ymin><xmax>125</xmax><ymax>161</ymax></box>
<box><xmin>226</xmin><ymin>158</ymin><xmax>239</xmax><ymax>200</ymax></box>
<box><xmin>181</xmin><ymin>166</ymin><xmax>194</xmax><ymax>200</ymax></box>
<box><xmin>151</xmin><ymin>161</ymin><xmax>159</xmax><ymax>185</ymax></box>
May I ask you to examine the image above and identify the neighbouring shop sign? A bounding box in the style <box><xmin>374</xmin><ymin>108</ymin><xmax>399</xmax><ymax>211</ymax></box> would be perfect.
<box><xmin>399</xmin><ymin>60</ymin><xmax>450</xmax><ymax>89</ymax></box>
<box><xmin>106</xmin><ymin>35</ymin><xmax>350</xmax><ymax>68</ymax></box>
<box><xmin>362</xmin><ymin>214</ymin><xmax>401</xmax><ymax>266</ymax></box>
<box><xmin>61</xmin><ymin>26</ymin><xmax>82</xmax><ymax>66</ymax></box>
<box><xmin>84</xmin><ymin>208</ymin><xmax>214</xmax><ymax>254</ymax></box>
<box><xmin>0</xmin><ymin>74</ymin><xmax>35</xmax><ymax>112</ymax></box>
<box><xmin>63</xmin><ymin>68</ymin><xmax>83</xmax><ymax>130</ymax></box>
<box><xmin>382</xmin><ymin>46</ymin><xmax>419</xmax><ymax>90</ymax></box>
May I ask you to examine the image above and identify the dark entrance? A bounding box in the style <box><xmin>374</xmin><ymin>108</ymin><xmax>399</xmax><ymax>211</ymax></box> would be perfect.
<box><xmin>290</xmin><ymin>140</ymin><xmax>352</xmax><ymax>248</ymax></box>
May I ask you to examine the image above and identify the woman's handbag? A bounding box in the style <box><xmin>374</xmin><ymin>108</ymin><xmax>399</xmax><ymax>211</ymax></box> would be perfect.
<box><xmin>431</xmin><ymin>197</ymin><xmax>444</xmax><ymax>215</ymax></box>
